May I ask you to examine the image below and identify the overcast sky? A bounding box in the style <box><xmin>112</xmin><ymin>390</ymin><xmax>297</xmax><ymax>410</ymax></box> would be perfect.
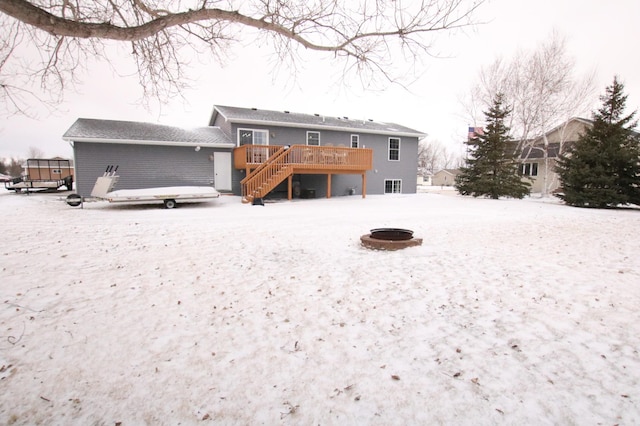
<box><xmin>0</xmin><ymin>0</ymin><xmax>638</xmax><ymax>159</ymax></box>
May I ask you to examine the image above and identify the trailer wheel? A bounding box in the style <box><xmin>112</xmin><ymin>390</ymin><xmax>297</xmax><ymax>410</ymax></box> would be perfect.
<box><xmin>66</xmin><ymin>193</ymin><xmax>82</xmax><ymax>207</ymax></box>
<box><xmin>163</xmin><ymin>199</ymin><xmax>177</xmax><ymax>209</ymax></box>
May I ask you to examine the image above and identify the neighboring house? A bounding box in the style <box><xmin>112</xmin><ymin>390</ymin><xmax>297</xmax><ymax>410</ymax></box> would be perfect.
<box><xmin>432</xmin><ymin>169</ymin><xmax>460</xmax><ymax>187</ymax></box>
<box><xmin>417</xmin><ymin>175</ymin><xmax>432</xmax><ymax>186</ymax></box>
<box><xmin>518</xmin><ymin>117</ymin><xmax>592</xmax><ymax>194</ymax></box>
<box><xmin>427</xmin><ymin>118</ymin><xmax>599</xmax><ymax>194</ymax></box>
<box><xmin>64</xmin><ymin>106</ymin><xmax>426</xmax><ymax>201</ymax></box>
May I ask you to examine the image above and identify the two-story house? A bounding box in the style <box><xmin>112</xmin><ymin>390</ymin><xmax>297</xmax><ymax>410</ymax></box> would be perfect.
<box><xmin>518</xmin><ymin>117</ymin><xmax>592</xmax><ymax>194</ymax></box>
<box><xmin>209</xmin><ymin>106</ymin><xmax>426</xmax><ymax>201</ymax></box>
<box><xmin>63</xmin><ymin>105</ymin><xmax>426</xmax><ymax>201</ymax></box>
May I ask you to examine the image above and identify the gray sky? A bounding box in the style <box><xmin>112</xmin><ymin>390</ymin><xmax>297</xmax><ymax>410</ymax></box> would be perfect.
<box><xmin>0</xmin><ymin>0</ymin><xmax>638</xmax><ymax>159</ymax></box>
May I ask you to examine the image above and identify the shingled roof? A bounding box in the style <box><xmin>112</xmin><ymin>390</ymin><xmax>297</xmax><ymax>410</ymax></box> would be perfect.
<box><xmin>62</xmin><ymin>118</ymin><xmax>234</xmax><ymax>147</ymax></box>
<box><xmin>210</xmin><ymin>105</ymin><xmax>426</xmax><ymax>138</ymax></box>
<box><xmin>520</xmin><ymin>143</ymin><xmax>562</xmax><ymax>159</ymax></box>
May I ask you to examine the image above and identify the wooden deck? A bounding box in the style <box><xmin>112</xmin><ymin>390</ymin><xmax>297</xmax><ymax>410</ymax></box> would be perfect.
<box><xmin>234</xmin><ymin>145</ymin><xmax>373</xmax><ymax>202</ymax></box>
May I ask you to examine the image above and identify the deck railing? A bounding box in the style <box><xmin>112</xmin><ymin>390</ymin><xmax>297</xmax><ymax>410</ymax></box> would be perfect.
<box><xmin>234</xmin><ymin>145</ymin><xmax>282</xmax><ymax>169</ymax></box>
<box><xmin>234</xmin><ymin>144</ymin><xmax>373</xmax><ymax>171</ymax></box>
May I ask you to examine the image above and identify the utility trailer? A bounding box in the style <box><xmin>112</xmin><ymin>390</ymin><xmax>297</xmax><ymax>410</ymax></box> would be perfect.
<box><xmin>5</xmin><ymin>158</ymin><xmax>74</xmax><ymax>193</ymax></box>
<box><xmin>66</xmin><ymin>166</ymin><xmax>220</xmax><ymax>209</ymax></box>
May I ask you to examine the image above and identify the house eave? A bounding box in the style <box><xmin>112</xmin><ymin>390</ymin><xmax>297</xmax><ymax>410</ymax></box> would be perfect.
<box><xmin>63</xmin><ymin>136</ymin><xmax>236</xmax><ymax>149</ymax></box>
<box><xmin>227</xmin><ymin>118</ymin><xmax>426</xmax><ymax>138</ymax></box>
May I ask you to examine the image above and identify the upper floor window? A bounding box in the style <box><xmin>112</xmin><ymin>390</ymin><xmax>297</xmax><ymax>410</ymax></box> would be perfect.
<box><xmin>307</xmin><ymin>131</ymin><xmax>320</xmax><ymax>146</ymax></box>
<box><xmin>351</xmin><ymin>135</ymin><xmax>359</xmax><ymax>148</ymax></box>
<box><xmin>521</xmin><ymin>162</ymin><xmax>538</xmax><ymax>176</ymax></box>
<box><xmin>238</xmin><ymin>128</ymin><xmax>268</xmax><ymax>146</ymax></box>
<box><xmin>388</xmin><ymin>137</ymin><xmax>400</xmax><ymax>161</ymax></box>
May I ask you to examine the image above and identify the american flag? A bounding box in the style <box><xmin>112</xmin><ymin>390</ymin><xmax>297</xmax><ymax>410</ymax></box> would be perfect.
<box><xmin>468</xmin><ymin>126</ymin><xmax>484</xmax><ymax>139</ymax></box>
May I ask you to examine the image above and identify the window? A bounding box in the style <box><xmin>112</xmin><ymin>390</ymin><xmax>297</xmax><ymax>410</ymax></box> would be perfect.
<box><xmin>521</xmin><ymin>162</ymin><xmax>538</xmax><ymax>176</ymax></box>
<box><xmin>307</xmin><ymin>131</ymin><xmax>320</xmax><ymax>146</ymax></box>
<box><xmin>351</xmin><ymin>134</ymin><xmax>359</xmax><ymax>148</ymax></box>
<box><xmin>384</xmin><ymin>179</ymin><xmax>402</xmax><ymax>194</ymax></box>
<box><xmin>388</xmin><ymin>138</ymin><xmax>400</xmax><ymax>161</ymax></box>
<box><xmin>238</xmin><ymin>128</ymin><xmax>268</xmax><ymax>146</ymax></box>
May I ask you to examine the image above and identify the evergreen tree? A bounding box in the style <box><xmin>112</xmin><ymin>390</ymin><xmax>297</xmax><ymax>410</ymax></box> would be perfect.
<box><xmin>556</xmin><ymin>77</ymin><xmax>640</xmax><ymax>208</ymax></box>
<box><xmin>455</xmin><ymin>94</ymin><xmax>531</xmax><ymax>199</ymax></box>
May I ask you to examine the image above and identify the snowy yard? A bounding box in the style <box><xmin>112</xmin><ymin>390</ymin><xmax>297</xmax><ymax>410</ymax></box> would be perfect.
<box><xmin>1</xmin><ymin>190</ymin><xmax>639</xmax><ymax>424</ymax></box>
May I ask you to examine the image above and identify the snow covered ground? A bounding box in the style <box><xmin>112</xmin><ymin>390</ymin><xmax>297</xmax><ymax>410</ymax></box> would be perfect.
<box><xmin>1</xmin><ymin>190</ymin><xmax>639</xmax><ymax>425</ymax></box>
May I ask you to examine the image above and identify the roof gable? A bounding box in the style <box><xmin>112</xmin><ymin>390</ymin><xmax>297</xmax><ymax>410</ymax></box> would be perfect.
<box><xmin>434</xmin><ymin>168</ymin><xmax>460</xmax><ymax>176</ymax></box>
<box><xmin>63</xmin><ymin>118</ymin><xmax>233</xmax><ymax>147</ymax></box>
<box><xmin>518</xmin><ymin>117</ymin><xmax>591</xmax><ymax>160</ymax></box>
<box><xmin>210</xmin><ymin>105</ymin><xmax>426</xmax><ymax>138</ymax></box>
<box><xmin>535</xmin><ymin>117</ymin><xmax>593</xmax><ymax>145</ymax></box>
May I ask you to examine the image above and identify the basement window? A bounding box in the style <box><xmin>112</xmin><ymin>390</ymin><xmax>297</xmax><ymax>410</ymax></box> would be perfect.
<box><xmin>384</xmin><ymin>179</ymin><xmax>402</xmax><ymax>194</ymax></box>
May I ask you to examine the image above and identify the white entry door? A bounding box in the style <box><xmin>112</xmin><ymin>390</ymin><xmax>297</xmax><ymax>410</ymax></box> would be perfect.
<box><xmin>213</xmin><ymin>152</ymin><xmax>232</xmax><ymax>191</ymax></box>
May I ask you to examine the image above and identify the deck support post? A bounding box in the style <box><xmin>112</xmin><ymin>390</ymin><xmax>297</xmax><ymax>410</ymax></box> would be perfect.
<box><xmin>287</xmin><ymin>175</ymin><xmax>293</xmax><ymax>200</ymax></box>
<box><xmin>362</xmin><ymin>173</ymin><xmax>367</xmax><ymax>198</ymax></box>
<box><xmin>327</xmin><ymin>174</ymin><xmax>332</xmax><ymax>198</ymax></box>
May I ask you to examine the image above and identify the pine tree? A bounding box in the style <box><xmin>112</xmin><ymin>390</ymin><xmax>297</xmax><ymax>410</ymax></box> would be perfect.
<box><xmin>455</xmin><ymin>94</ymin><xmax>531</xmax><ymax>199</ymax></box>
<box><xmin>556</xmin><ymin>77</ymin><xmax>640</xmax><ymax>208</ymax></box>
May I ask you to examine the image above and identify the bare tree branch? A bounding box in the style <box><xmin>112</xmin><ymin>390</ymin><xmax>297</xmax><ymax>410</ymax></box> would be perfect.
<box><xmin>461</xmin><ymin>31</ymin><xmax>596</xmax><ymax>195</ymax></box>
<box><xmin>0</xmin><ymin>0</ymin><xmax>486</xmax><ymax>113</ymax></box>
<box><xmin>418</xmin><ymin>137</ymin><xmax>462</xmax><ymax>175</ymax></box>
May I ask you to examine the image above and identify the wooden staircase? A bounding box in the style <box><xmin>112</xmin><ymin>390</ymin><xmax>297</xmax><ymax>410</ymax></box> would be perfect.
<box><xmin>241</xmin><ymin>146</ymin><xmax>292</xmax><ymax>203</ymax></box>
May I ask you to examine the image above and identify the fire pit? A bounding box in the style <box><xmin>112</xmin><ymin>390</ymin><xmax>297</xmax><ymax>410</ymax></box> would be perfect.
<box><xmin>360</xmin><ymin>228</ymin><xmax>423</xmax><ymax>250</ymax></box>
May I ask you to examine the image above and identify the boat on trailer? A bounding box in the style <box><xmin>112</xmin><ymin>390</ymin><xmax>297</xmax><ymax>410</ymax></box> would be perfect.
<box><xmin>66</xmin><ymin>166</ymin><xmax>220</xmax><ymax>209</ymax></box>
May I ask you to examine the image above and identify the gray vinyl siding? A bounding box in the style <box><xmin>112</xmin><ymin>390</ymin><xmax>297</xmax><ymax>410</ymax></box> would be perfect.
<box><xmin>229</xmin><ymin>124</ymin><xmax>363</xmax><ymax>147</ymax></box>
<box><xmin>212</xmin><ymin>114</ymin><xmax>233</xmax><ymax>138</ymax></box>
<box><xmin>227</xmin><ymin>123</ymin><xmax>419</xmax><ymax>196</ymax></box>
<box><xmin>73</xmin><ymin>142</ymin><xmax>231</xmax><ymax>197</ymax></box>
<box><xmin>368</xmin><ymin>135</ymin><xmax>419</xmax><ymax>194</ymax></box>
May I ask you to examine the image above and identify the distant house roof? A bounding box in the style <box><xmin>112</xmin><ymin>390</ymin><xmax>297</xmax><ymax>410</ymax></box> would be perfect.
<box><xmin>62</xmin><ymin>118</ymin><xmax>234</xmax><ymax>148</ymax></box>
<box><xmin>541</xmin><ymin>117</ymin><xmax>592</xmax><ymax>139</ymax></box>
<box><xmin>434</xmin><ymin>168</ymin><xmax>461</xmax><ymax>176</ymax></box>
<box><xmin>518</xmin><ymin>117</ymin><xmax>592</xmax><ymax>160</ymax></box>
<box><xmin>517</xmin><ymin>117</ymin><xmax>640</xmax><ymax>160</ymax></box>
<box><xmin>210</xmin><ymin>105</ymin><xmax>427</xmax><ymax>138</ymax></box>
